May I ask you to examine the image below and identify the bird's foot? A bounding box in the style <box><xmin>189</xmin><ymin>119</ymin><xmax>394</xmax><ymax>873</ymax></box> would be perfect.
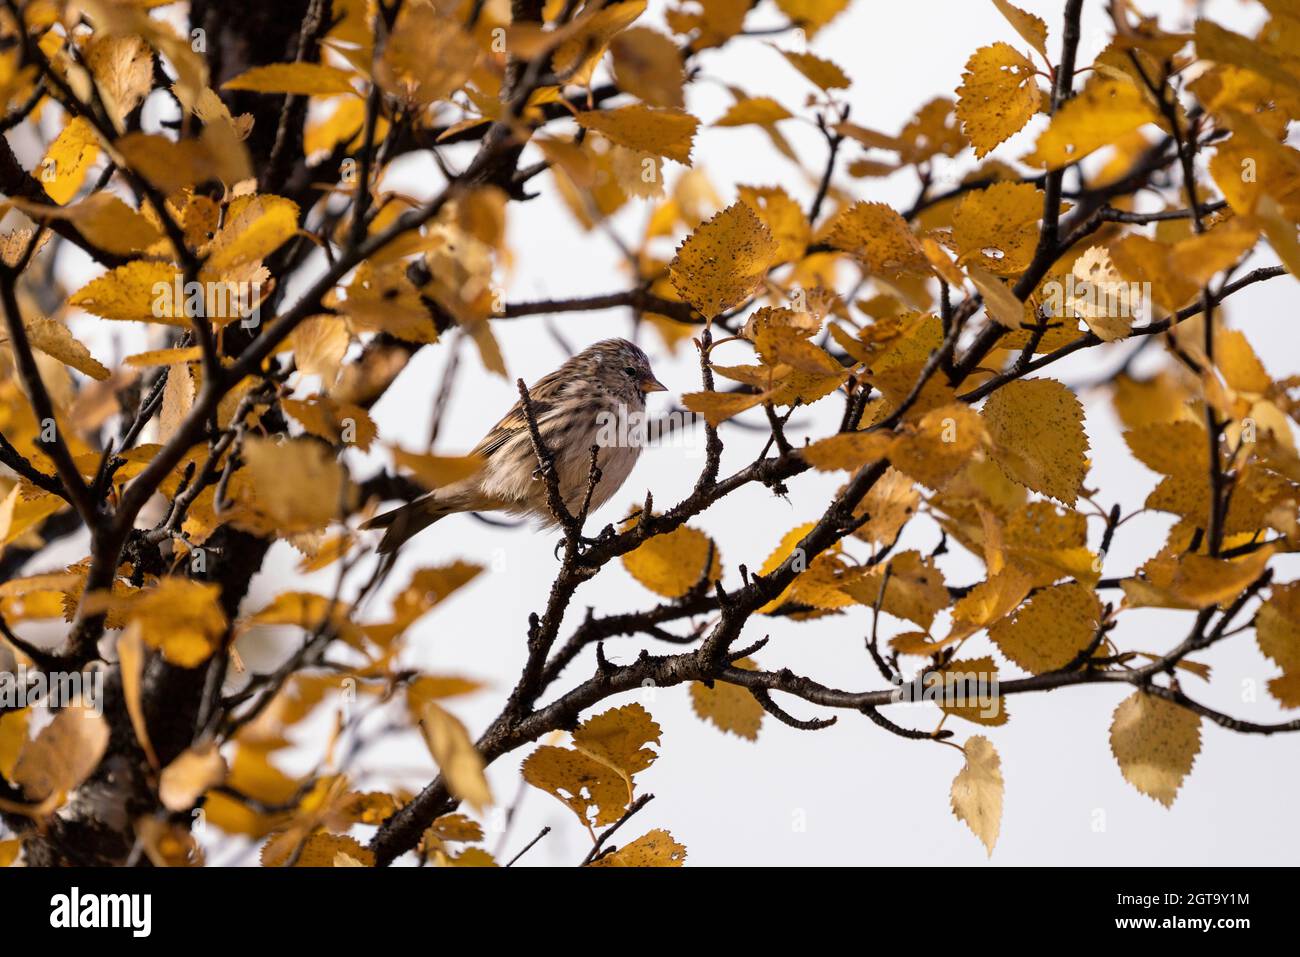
<box><xmin>554</xmin><ymin>524</ymin><xmax>616</xmax><ymax>561</ymax></box>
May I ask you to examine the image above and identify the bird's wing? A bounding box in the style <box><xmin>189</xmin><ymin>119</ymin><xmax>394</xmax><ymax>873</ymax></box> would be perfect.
<box><xmin>471</xmin><ymin>403</ymin><xmax>528</xmax><ymax>459</ymax></box>
<box><xmin>471</xmin><ymin>368</ymin><xmax>572</xmax><ymax>459</ymax></box>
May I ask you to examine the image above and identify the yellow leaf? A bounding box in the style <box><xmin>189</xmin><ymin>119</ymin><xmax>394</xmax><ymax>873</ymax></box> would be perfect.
<box><xmin>852</xmin><ymin>467</ymin><xmax>920</xmax><ymax>547</ymax></box>
<box><xmin>418</xmin><ymin>702</ymin><xmax>491</xmax><ymax>813</ymax></box>
<box><xmin>952</xmin><ymin>181</ymin><xmax>1047</xmax><ymax>275</ymax></box>
<box><xmin>1256</xmin><ymin>193</ymin><xmax>1300</xmax><ymax>280</ymax></box>
<box><xmin>948</xmin><ymin>566</ymin><xmax>1034</xmax><ymax>641</ymax></box>
<box><xmin>85</xmin><ymin>33</ymin><xmax>153</xmax><ymax>129</ymax></box>
<box><xmin>117</xmin><ymin>624</ymin><xmax>158</xmax><ymax>768</ymax></box>
<box><xmin>392</xmin><ymin>561</ymin><xmax>483</xmax><ymax>621</ymax></box>
<box><xmin>391</xmin><ymin>448</ymin><xmax>484</xmax><ymax>489</ymax></box>
<box><xmin>955</xmin><ymin>42</ymin><xmax>1041</xmax><ymax>158</ymax></box>
<box><xmin>950</xmin><ymin>735</ymin><xmax>1003</xmax><ymax>855</ymax></box>
<box><xmin>966</xmin><ymin>263</ymin><xmax>1025</xmax><ymax>328</ymax></box>
<box><xmin>159</xmin><ymin>360</ymin><xmax>195</xmax><ymax>444</ymax></box>
<box><xmin>669</xmin><ymin>201</ymin><xmax>777</xmax><ymax>317</ymax></box>
<box><xmin>1257</xmin><ymin>582</ymin><xmax>1300</xmax><ymax>674</ymax></box>
<box><xmin>522</xmin><ymin>745</ymin><xmax>629</xmax><ymax>827</ymax></box>
<box><xmin>1214</xmin><ymin>327</ymin><xmax>1271</xmax><ymax>395</ymax></box>
<box><xmin>0</xmin><ymin>483</ymin><xmax>65</xmax><ymax>548</ymax></box>
<box><xmin>69</xmin><ymin>260</ymin><xmax>183</xmax><ymax>325</ymax></box>
<box><xmin>201</xmin><ymin>194</ymin><xmax>300</xmax><ymax>284</ymax></box>
<box><xmin>0</xmin><ymin>708</ymin><xmax>30</xmax><ymax>781</ymax></box>
<box><xmin>159</xmin><ymin>743</ymin><xmax>227</xmax><ymax>812</ymax></box>
<box><xmin>937</xmin><ymin>656</ymin><xmax>1009</xmax><ymax>726</ymax></box>
<box><xmin>222</xmin><ymin>62</ymin><xmax>357</xmax><ymax>95</ymax></box>
<box><xmin>376</xmin><ymin>2</ymin><xmax>478</xmax><ymax>108</ymax></box>
<box><xmin>248</xmin><ymin>591</ymin><xmax>338</xmax><ymax>630</ymax></box>
<box><xmin>778</xmin><ymin>48</ymin><xmax>850</xmax><ymax>90</ymax></box>
<box><xmin>11</xmin><ymin>703</ymin><xmax>109</xmax><ymax>801</ymax></box>
<box><xmin>1111</xmin><ymin>371</ymin><xmax>1195</xmax><ymax>430</ymax></box>
<box><xmin>714</xmin><ymin>96</ymin><xmax>793</xmax><ymax>127</ymax></box>
<box><xmin>1195</xmin><ymin>20</ymin><xmax>1300</xmax><ymax>94</ymax></box>
<box><xmin>737</xmin><ymin>184</ymin><xmax>809</xmax><ymax>263</ymax></box>
<box><xmin>588</xmin><ymin>829</ymin><xmax>688</xmax><ymax>866</ymax></box>
<box><xmin>899</xmin><ymin>96</ymin><xmax>968</xmax><ymax>162</ymax></box>
<box><xmin>10</xmin><ymin>193</ymin><xmax>162</xmax><ymax>256</ymax></box>
<box><xmin>690</xmin><ymin>657</ymin><xmax>763</xmax><ymax>740</ymax></box>
<box><xmin>888</xmin><ymin>404</ymin><xmax>985</xmax><ymax>491</ymax></box>
<box><xmin>756</xmin><ymin>522</ymin><xmax>813</xmax><ymax>590</ymax></box>
<box><xmin>237</xmin><ymin>436</ymin><xmax>349</xmax><ymax>533</ymax></box>
<box><xmin>801</xmin><ymin>431</ymin><xmax>894</xmax><ymax>472</ymax></box>
<box><xmin>1109</xmin><ymin>690</ymin><xmax>1200</xmax><ymax>807</ymax></box>
<box><xmin>203</xmin><ymin>744</ymin><xmax>299</xmax><ymax>837</ymax></box>
<box><xmin>39</xmin><ymin>117</ymin><xmax>100</xmax><ymax>205</ymax></box>
<box><xmin>989</xmin><ymin>581</ymin><xmax>1101</xmax><ymax>673</ymax></box>
<box><xmin>425</xmin><ymin>812</ymin><xmax>484</xmax><ymax>846</ymax></box>
<box><xmin>1124</xmin><ymin>420</ymin><xmax>1206</xmax><ymax>476</ymax></box>
<box><xmin>19</xmin><ymin>314</ymin><xmax>110</xmax><ymax>380</ymax></box>
<box><xmin>79</xmin><ymin>0</ymin><xmax>209</xmax><ymax>108</ymax></box>
<box><xmin>622</xmin><ymin>524</ymin><xmax>721</xmax><ymax>598</ymax></box>
<box><xmin>405</xmin><ymin>676</ymin><xmax>485</xmax><ymax>715</ymax></box>
<box><xmin>262</xmin><ymin>830</ymin><xmax>375</xmax><ymax>867</ymax></box>
<box><xmin>842</xmin><ymin>550</ymin><xmax>949</xmax><ymax>629</ymax></box>
<box><xmin>773</xmin><ymin>0</ymin><xmax>850</xmax><ymax>37</ymax></box>
<box><xmin>981</xmin><ymin>378</ymin><xmax>1088</xmax><ymax>503</ymax></box>
<box><xmin>327</xmin><ymin>259</ymin><xmax>436</xmax><ymax>343</ymax></box>
<box><xmin>991</xmin><ymin>0</ymin><xmax>1048</xmax><ymax>60</ymax></box>
<box><xmin>786</xmin><ymin>551</ymin><xmax>858</xmax><ymax>611</ymax></box>
<box><xmin>572</xmin><ymin>703</ymin><xmax>660</xmax><ymax>799</ymax></box>
<box><xmin>1173</xmin><ymin>218</ymin><xmax>1262</xmax><ymax>288</ymax></box>
<box><xmin>1209</xmin><ymin>111</ymin><xmax>1300</xmax><ymax>221</ymax></box>
<box><xmin>115</xmin><ymin>578</ymin><xmax>227</xmax><ymax>667</ymax></box>
<box><xmin>611</xmin><ymin>27</ymin><xmax>685</xmax><ymax>108</ymax></box>
<box><xmin>923</xmin><ymin>235</ymin><xmax>967</xmax><ymax>286</ymax></box>
<box><xmin>176</xmin><ymin>193</ymin><xmax>221</xmax><ymax>248</ymax></box>
<box><xmin>290</xmin><ymin>315</ymin><xmax>350</xmax><ymax>385</ymax></box>
<box><xmin>1025</xmin><ymin>75</ymin><xmax>1159</xmax><ymax>169</ymax></box>
<box><xmin>827</xmin><ymin>201</ymin><xmax>930</xmax><ymax>278</ymax></box>
<box><xmin>553</xmin><ymin>0</ymin><xmax>648</xmax><ymax>86</ymax></box>
<box><xmin>1121</xmin><ymin>547</ymin><xmax>1273</xmax><ymax>610</ymax></box>
<box><xmin>305</xmin><ymin>96</ymin><xmax>370</xmax><ymax>155</ymax></box>
<box><xmin>1066</xmin><ymin>246</ymin><xmax>1136</xmax><ymax>341</ymax></box>
<box><xmin>282</xmin><ymin>396</ymin><xmax>376</xmax><ymax>451</ymax></box>
<box><xmin>755</xmin><ymin>327</ymin><xmax>841</xmax><ymax>379</ymax></box>
<box><xmin>1153</xmin><ymin>220</ymin><xmax>1262</xmax><ymax>308</ymax></box>
<box><xmin>1267</xmin><ymin>673</ymin><xmax>1300</xmax><ymax>708</ymax></box>
<box><xmin>576</xmin><ymin>104</ymin><xmax>699</xmax><ymax>164</ymax></box>
<box><xmin>0</xmin><ymin>572</ymin><xmax>79</xmax><ymax>623</ymax></box>
<box><xmin>293</xmin><ymin>533</ymin><xmax>351</xmax><ymax>574</ymax></box>
<box><xmin>114</xmin><ymin>129</ymin><xmax>250</xmax><ymax>193</ymax></box>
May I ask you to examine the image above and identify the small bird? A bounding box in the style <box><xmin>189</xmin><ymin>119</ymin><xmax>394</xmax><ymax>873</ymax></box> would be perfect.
<box><xmin>363</xmin><ymin>338</ymin><xmax>667</xmax><ymax>553</ymax></box>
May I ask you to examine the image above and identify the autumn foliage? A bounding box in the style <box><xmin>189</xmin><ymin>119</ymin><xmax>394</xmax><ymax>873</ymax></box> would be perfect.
<box><xmin>0</xmin><ymin>0</ymin><xmax>1299</xmax><ymax>868</ymax></box>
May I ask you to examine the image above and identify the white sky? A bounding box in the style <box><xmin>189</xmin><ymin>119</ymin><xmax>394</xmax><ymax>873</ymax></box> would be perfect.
<box><xmin>19</xmin><ymin>0</ymin><xmax>1300</xmax><ymax>866</ymax></box>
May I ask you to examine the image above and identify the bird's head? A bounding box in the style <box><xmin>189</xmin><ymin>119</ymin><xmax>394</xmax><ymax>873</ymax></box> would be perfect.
<box><xmin>587</xmin><ymin>338</ymin><xmax>667</xmax><ymax>398</ymax></box>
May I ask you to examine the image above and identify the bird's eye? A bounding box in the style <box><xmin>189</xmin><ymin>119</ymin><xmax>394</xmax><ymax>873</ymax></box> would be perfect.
<box><xmin>623</xmin><ymin>366</ymin><xmax>638</xmax><ymax>377</ymax></box>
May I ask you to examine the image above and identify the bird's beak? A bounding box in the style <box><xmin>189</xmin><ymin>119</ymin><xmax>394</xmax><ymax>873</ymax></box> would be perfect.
<box><xmin>640</xmin><ymin>374</ymin><xmax>668</xmax><ymax>394</ymax></box>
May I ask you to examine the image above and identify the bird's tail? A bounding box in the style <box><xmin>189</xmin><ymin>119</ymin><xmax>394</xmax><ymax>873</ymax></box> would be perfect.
<box><xmin>361</xmin><ymin>497</ymin><xmax>450</xmax><ymax>554</ymax></box>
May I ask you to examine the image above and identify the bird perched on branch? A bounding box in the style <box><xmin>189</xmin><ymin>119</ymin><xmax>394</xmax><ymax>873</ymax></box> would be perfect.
<box><xmin>363</xmin><ymin>338</ymin><xmax>667</xmax><ymax>554</ymax></box>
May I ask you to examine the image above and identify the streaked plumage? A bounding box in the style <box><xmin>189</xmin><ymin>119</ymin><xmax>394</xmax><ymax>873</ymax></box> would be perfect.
<box><xmin>363</xmin><ymin>338</ymin><xmax>666</xmax><ymax>553</ymax></box>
